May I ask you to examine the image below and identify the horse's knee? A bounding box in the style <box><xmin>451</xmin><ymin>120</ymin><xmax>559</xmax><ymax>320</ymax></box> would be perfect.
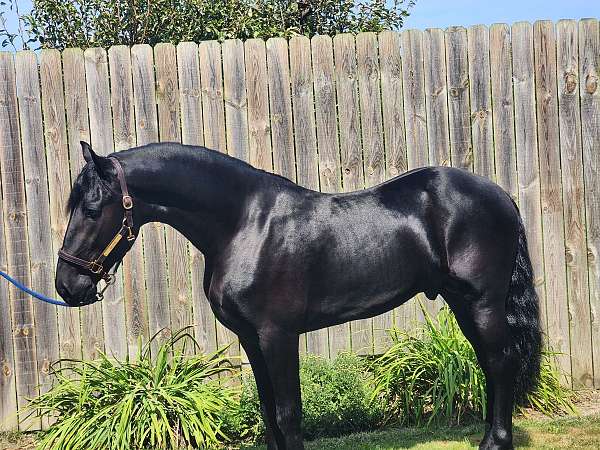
<box><xmin>275</xmin><ymin>404</ymin><xmax>301</xmax><ymax>433</ymax></box>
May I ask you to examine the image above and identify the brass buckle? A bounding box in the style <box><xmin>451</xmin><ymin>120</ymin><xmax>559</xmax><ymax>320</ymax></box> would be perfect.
<box><xmin>96</xmin><ymin>273</ymin><xmax>116</xmax><ymax>301</ymax></box>
<box><xmin>89</xmin><ymin>261</ymin><xmax>104</xmax><ymax>275</ymax></box>
<box><xmin>122</xmin><ymin>218</ymin><xmax>136</xmax><ymax>242</ymax></box>
<box><xmin>122</xmin><ymin>195</ymin><xmax>133</xmax><ymax>210</ymax></box>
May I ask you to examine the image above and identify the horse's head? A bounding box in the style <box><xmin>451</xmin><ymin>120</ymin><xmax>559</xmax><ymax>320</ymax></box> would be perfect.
<box><xmin>56</xmin><ymin>142</ymin><xmax>137</xmax><ymax>306</ymax></box>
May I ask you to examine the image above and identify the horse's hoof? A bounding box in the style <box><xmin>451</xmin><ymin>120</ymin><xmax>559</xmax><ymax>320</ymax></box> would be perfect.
<box><xmin>478</xmin><ymin>428</ymin><xmax>514</xmax><ymax>450</ymax></box>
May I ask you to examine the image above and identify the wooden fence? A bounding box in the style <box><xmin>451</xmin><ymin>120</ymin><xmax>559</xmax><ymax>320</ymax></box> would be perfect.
<box><xmin>0</xmin><ymin>18</ymin><xmax>599</xmax><ymax>429</ymax></box>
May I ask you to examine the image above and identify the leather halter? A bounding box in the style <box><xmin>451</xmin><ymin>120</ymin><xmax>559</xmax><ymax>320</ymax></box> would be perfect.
<box><xmin>58</xmin><ymin>157</ymin><xmax>136</xmax><ymax>301</ymax></box>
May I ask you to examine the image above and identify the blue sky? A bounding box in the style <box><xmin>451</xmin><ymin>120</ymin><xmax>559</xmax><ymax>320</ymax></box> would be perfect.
<box><xmin>2</xmin><ymin>0</ymin><xmax>599</xmax><ymax>50</ymax></box>
<box><xmin>402</xmin><ymin>0</ymin><xmax>599</xmax><ymax>30</ymax></box>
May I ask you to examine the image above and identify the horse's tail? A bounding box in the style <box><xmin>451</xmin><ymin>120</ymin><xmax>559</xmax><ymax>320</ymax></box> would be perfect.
<box><xmin>505</xmin><ymin>212</ymin><xmax>542</xmax><ymax>404</ymax></box>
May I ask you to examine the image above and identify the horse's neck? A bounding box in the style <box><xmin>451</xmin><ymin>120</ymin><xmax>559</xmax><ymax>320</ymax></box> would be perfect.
<box><xmin>123</xmin><ymin>145</ymin><xmax>257</xmax><ymax>258</ymax></box>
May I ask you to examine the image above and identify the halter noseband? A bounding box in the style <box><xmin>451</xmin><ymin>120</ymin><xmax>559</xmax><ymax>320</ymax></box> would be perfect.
<box><xmin>58</xmin><ymin>157</ymin><xmax>136</xmax><ymax>301</ymax></box>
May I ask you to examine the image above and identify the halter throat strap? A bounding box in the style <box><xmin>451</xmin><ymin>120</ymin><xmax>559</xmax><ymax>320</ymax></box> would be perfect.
<box><xmin>58</xmin><ymin>157</ymin><xmax>136</xmax><ymax>293</ymax></box>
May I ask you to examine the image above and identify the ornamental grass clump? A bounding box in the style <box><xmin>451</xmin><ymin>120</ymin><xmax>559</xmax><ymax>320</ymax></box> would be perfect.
<box><xmin>24</xmin><ymin>328</ymin><xmax>238</xmax><ymax>450</ymax></box>
<box><xmin>371</xmin><ymin>306</ymin><xmax>574</xmax><ymax>426</ymax></box>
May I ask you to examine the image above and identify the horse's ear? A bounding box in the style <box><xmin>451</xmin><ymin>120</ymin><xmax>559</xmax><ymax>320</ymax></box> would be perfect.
<box><xmin>81</xmin><ymin>141</ymin><xmax>111</xmax><ymax>177</ymax></box>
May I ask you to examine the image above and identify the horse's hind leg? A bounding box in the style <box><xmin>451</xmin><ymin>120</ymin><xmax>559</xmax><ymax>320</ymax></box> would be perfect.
<box><xmin>448</xmin><ymin>291</ymin><xmax>517</xmax><ymax>450</ymax></box>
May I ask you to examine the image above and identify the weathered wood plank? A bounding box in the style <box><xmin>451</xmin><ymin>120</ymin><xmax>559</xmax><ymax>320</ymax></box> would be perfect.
<box><xmin>401</xmin><ymin>29</ymin><xmax>432</xmax><ymax>326</ymax></box>
<box><xmin>378</xmin><ymin>30</ymin><xmax>410</xmax><ymax>333</ymax></box>
<box><xmin>40</xmin><ymin>49</ymin><xmax>83</xmax><ymax>362</ymax></box>
<box><xmin>108</xmin><ymin>45</ymin><xmax>149</xmax><ymax>358</ymax></box>
<box><xmin>199</xmin><ymin>41</ymin><xmax>227</xmax><ymax>153</ymax></box>
<box><xmin>15</xmin><ymin>51</ymin><xmax>60</xmax><ymax>420</ymax></box>
<box><xmin>532</xmin><ymin>20</ymin><xmax>570</xmax><ymax>375</ymax></box>
<box><xmin>0</xmin><ymin>51</ymin><xmax>40</xmax><ymax>429</ymax></box>
<box><xmin>512</xmin><ymin>22</ymin><xmax>547</xmax><ymax>355</ymax></box>
<box><xmin>333</xmin><ymin>34</ymin><xmax>365</xmax><ymax>193</ymax></box>
<box><xmin>266</xmin><ymin>38</ymin><xmax>296</xmax><ymax>182</ymax></box>
<box><xmin>131</xmin><ymin>44</ymin><xmax>171</xmax><ymax>353</ymax></box>
<box><xmin>289</xmin><ymin>35</ymin><xmax>327</xmax><ymax>356</ymax></box>
<box><xmin>223</xmin><ymin>39</ymin><xmax>249</xmax><ymax>161</ymax></box>
<box><xmin>155</xmin><ymin>43</ymin><xmax>194</xmax><ymax>350</ymax></box>
<box><xmin>244</xmin><ymin>39</ymin><xmax>272</xmax><ymax>172</ymax></box>
<box><xmin>177</xmin><ymin>41</ymin><xmax>217</xmax><ymax>355</ymax></box>
<box><xmin>490</xmin><ymin>23</ymin><xmax>518</xmax><ymax>201</ymax></box>
<box><xmin>467</xmin><ymin>25</ymin><xmax>495</xmax><ymax>179</ymax></box>
<box><xmin>556</xmin><ymin>20</ymin><xmax>593</xmax><ymax>387</ymax></box>
<box><xmin>401</xmin><ymin>29</ymin><xmax>429</xmax><ymax>169</ymax></box>
<box><xmin>356</xmin><ymin>32</ymin><xmax>387</xmax><ymax>353</ymax></box>
<box><xmin>0</xmin><ymin>52</ymin><xmax>19</xmax><ymax>430</ymax></box>
<box><xmin>84</xmin><ymin>47</ymin><xmax>128</xmax><ymax>359</ymax></box>
<box><xmin>312</xmin><ymin>34</ymin><xmax>350</xmax><ymax>356</ymax></box>
<box><xmin>63</xmin><ymin>48</ymin><xmax>101</xmax><ymax>360</ymax></box>
<box><xmin>198</xmin><ymin>40</ymin><xmax>239</xmax><ymax>356</ymax></box>
<box><xmin>445</xmin><ymin>27</ymin><xmax>473</xmax><ymax>171</ymax></box>
<box><xmin>333</xmin><ymin>34</ymin><xmax>365</xmax><ymax>354</ymax></box>
<box><xmin>423</xmin><ymin>28</ymin><xmax>450</xmax><ymax>167</ymax></box>
<box><xmin>578</xmin><ymin>18</ymin><xmax>600</xmax><ymax>388</ymax></box>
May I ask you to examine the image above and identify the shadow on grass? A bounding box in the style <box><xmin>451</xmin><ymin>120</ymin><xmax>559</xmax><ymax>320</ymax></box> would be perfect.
<box><xmin>242</xmin><ymin>422</ymin><xmax>532</xmax><ymax>450</ymax></box>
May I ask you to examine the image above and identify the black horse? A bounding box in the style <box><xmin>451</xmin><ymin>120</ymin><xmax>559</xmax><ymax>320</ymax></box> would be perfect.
<box><xmin>56</xmin><ymin>142</ymin><xmax>541</xmax><ymax>450</ymax></box>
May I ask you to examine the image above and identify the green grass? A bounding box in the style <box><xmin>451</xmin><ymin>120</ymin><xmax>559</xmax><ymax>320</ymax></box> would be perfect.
<box><xmin>240</xmin><ymin>414</ymin><xmax>600</xmax><ymax>450</ymax></box>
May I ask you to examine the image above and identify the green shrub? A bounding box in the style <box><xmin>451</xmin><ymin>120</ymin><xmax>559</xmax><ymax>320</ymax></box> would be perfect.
<box><xmin>25</xmin><ymin>329</ymin><xmax>239</xmax><ymax>450</ymax></box>
<box><xmin>226</xmin><ymin>352</ymin><xmax>384</xmax><ymax>443</ymax></box>
<box><xmin>370</xmin><ymin>306</ymin><xmax>575</xmax><ymax>426</ymax></box>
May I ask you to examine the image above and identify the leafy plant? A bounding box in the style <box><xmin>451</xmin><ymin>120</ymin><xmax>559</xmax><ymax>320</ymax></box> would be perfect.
<box><xmin>24</xmin><ymin>328</ymin><xmax>239</xmax><ymax>450</ymax></box>
<box><xmin>226</xmin><ymin>352</ymin><xmax>384</xmax><ymax>443</ymax></box>
<box><xmin>1</xmin><ymin>0</ymin><xmax>416</xmax><ymax>50</ymax></box>
<box><xmin>370</xmin><ymin>306</ymin><xmax>575</xmax><ymax>426</ymax></box>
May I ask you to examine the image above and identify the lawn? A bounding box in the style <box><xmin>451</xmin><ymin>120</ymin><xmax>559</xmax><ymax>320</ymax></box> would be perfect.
<box><xmin>2</xmin><ymin>414</ymin><xmax>599</xmax><ymax>449</ymax></box>
<box><xmin>241</xmin><ymin>414</ymin><xmax>600</xmax><ymax>450</ymax></box>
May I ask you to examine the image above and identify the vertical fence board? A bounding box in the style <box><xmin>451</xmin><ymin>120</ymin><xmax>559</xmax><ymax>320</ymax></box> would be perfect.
<box><xmin>401</xmin><ymin>29</ymin><xmax>431</xmax><ymax>325</ymax></box>
<box><xmin>15</xmin><ymin>52</ymin><xmax>60</xmax><ymax>413</ymax></box>
<box><xmin>0</xmin><ymin>53</ymin><xmax>19</xmax><ymax>430</ymax></box>
<box><xmin>512</xmin><ymin>22</ymin><xmax>547</xmax><ymax>348</ymax></box>
<box><xmin>423</xmin><ymin>28</ymin><xmax>450</xmax><ymax>167</ymax></box>
<box><xmin>131</xmin><ymin>44</ymin><xmax>171</xmax><ymax>353</ymax></box>
<box><xmin>333</xmin><ymin>34</ymin><xmax>364</xmax><ymax>193</ymax></box>
<box><xmin>177</xmin><ymin>41</ymin><xmax>217</xmax><ymax>354</ymax></box>
<box><xmin>245</xmin><ymin>39</ymin><xmax>272</xmax><ymax>172</ymax></box>
<box><xmin>223</xmin><ymin>39</ymin><xmax>250</xmax><ymax>161</ymax></box>
<box><xmin>198</xmin><ymin>41</ymin><xmax>239</xmax><ymax>356</ymax></box>
<box><xmin>63</xmin><ymin>48</ymin><xmax>100</xmax><ymax>361</ymax></box>
<box><xmin>333</xmin><ymin>34</ymin><xmax>368</xmax><ymax>352</ymax></box>
<box><xmin>467</xmin><ymin>25</ymin><xmax>495</xmax><ymax>179</ymax></box>
<box><xmin>557</xmin><ymin>20</ymin><xmax>593</xmax><ymax>388</ymax></box>
<box><xmin>312</xmin><ymin>35</ymin><xmax>350</xmax><ymax>356</ymax></box>
<box><xmin>532</xmin><ymin>20</ymin><xmax>571</xmax><ymax>374</ymax></box>
<box><xmin>266</xmin><ymin>38</ymin><xmax>296</xmax><ymax>182</ymax></box>
<box><xmin>84</xmin><ymin>47</ymin><xmax>128</xmax><ymax>359</ymax></box>
<box><xmin>490</xmin><ymin>24</ymin><xmax>519</xmax><ymax>201</ymax></box>
<box><xmin>289</xmin><ymin>36</ymin><xmax>327</xmax><ymax>356</ymax></box>
<box><xmin>356</xmin><ymin>32</ymin><xmax>386</xmax><ymax>353</ymax></box>
<box><xmin>378</xmin><ymin>31</ymin><xmax>410</xmax><ymax>332</ymax></box>
<box><xmin>579</xmin><ymin>18</ymin><xmax>600</xmax><ymax>388</ymax></box>
<box><xmin>40</xmin><ymin>50</ymin><xmax>83</xmax><ymax>362</ymax></box>
<box><xmin>0</xmin><ymin>52</ymin><xmax>39</xmax><ymax>429</ymax></box>
<box><xmin>108</xmin><ymin>45</ymin><xmax>149</xmax><ymax>358</ymax></box>
<box><xmin>155</xmin><ymin>44</ymin><xmax>194</xmax><ymax>350</ymax></box>
<box><xmin>445</xmin><ymin>27</ymin><xmax>473</xmax><ymax>171</ymax></box>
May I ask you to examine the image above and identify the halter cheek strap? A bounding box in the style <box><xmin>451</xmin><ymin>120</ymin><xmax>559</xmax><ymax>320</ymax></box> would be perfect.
<box><xmin>58</xmin><ymin>157</ymin><xmax>136</xmax><ymax>300</ymax></box>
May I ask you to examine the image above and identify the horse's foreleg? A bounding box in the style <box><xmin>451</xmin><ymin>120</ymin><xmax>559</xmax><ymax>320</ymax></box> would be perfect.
<box><xmin>257</xmin><ymin>327</ymin><xmax>304</xmax><ymax>450</ymax></box>
<box><xmin>239</xmin><ymin>336</ymin><xmax>280</xmax><ymax>450</ymax></box>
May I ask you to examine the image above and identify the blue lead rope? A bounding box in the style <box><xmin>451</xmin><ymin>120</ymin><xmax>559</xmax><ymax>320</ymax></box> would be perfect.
<box><xmin>0</xmin><ymin>270</ymin><xmax>70</xmax><ymax>307</ymax></box>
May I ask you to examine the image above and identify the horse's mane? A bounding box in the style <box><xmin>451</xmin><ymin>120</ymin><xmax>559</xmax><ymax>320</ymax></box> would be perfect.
<box><xmin>66</xmin><ymin>143</ymin><xmax>296</xmax><ymax>213</ymax></box>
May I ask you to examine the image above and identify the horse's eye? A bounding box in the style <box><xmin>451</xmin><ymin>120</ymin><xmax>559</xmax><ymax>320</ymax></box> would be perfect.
<box><xmin>83</xmin><ymin>208</ymin><xmax>101</xmax><ymax>220</ymax></box>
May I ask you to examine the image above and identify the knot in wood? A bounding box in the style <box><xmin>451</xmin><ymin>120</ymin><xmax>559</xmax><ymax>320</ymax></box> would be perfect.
<box><xmin>565</xmin><ymin>72</ymin><xmax>577</xmax><ymax>94</ymax></box>
<box><xmin>389</xmin><ymin>166</ymin><xmax>399</xmax><ymax>176</ymax></box>
<box><xmin>2</xmin><ymin>362</ymin><xmax>11</xmax><ymax>376</ymax></box>
<box><xmin>585</xmin><ymin>73</ymin><xmax>598</xmax><ymax>94</ymax></box>
<box><xmin>450</xmin><ymin>87</ymin><xmax>459</xmax><ymax>97</ymax></box>
<box><xmin>588</xmin><ymin>248</ymin><xmax>595</xmax><ymax>264</ymax></box>
<box><xmin>343</xmin><ymin>167</ymin><xmax>352</xmax><ymax>175</ymax></box>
